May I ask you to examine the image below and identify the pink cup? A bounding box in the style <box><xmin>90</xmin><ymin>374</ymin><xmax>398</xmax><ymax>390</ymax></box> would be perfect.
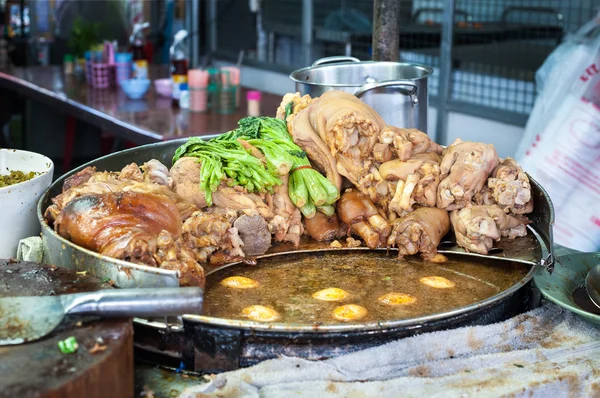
<box><xmin>190</xmin><ymin>88</ymin><xmax>208</xmax><ymax>112</ymax></box>
<box><xmin>188</xmin><ymin>69</ymin><xmax>209</xmax><ymax>112</ymax></box>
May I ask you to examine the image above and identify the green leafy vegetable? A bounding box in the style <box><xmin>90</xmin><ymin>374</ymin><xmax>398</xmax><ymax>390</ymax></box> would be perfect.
<box><xmin>173</xmin><ymin>136</ymin><xmax>281</xmax><ymax>206</ymax></box>
<box><xmin>232</xmin><ymin>117</ymin><xmax>340</xmax><ymax>216</ymax></box>
<box><xmin>58</xmin><ymin>336</ymin><xmax>79</xmax><ymax>354</ymax></box>
<box><xmin>173</xmin><ymin>116</ymin><xmax>339</xmax><ymax>215</ymax></box>
<box><xmin>284</xmin><ymin>101</ymin><xmax>293</xmax><ymax>119</ymax></box>
<box><xmin>288</xmin><ymin>149</ymin><xmax>307</xmax><ymax>159</ymax></box>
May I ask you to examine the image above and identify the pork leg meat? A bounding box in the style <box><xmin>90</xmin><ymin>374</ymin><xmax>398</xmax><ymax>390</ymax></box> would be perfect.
<box><xmin>450</xmin><ymin>204</ymin><xmax>529</xmax><ymax>254</ymax></box>
<box><xmin>54</xmin><ymin>191</ymin><xmax>206</xmax><ymax>287</ymax></box>
<box><xmin>379</xmin><ymin>126</ymin><xmax>443</xmax><ymax>161</ymax></box>
<box><xmin>487</xmin><ymin>157</ymin><xmax>533</xmax><ymax>214</ymax></box>
<box><xmin>337</xmin><ymin>189</ymin><xmax>391</xmax><ymax>248</ymax></box>
<box><xmin>387</xmin><ymin>207</ymin><xmax>450</xmax><ymax>261</ymax></box>
<box><xmin>437</xmin><ymin>139</ymin><xmax>499</xmax><ymax>210</ymax></box>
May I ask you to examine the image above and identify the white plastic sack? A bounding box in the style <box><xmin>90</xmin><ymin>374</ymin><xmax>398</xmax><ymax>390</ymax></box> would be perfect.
<box><xmin>516</xmin><ymin>12</ymin><xmax>600</xmax><ymax>251</ymax></box>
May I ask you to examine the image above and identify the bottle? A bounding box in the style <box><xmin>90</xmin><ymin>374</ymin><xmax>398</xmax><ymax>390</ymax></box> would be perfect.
<box><xmin>63</xmin><ymin>54</ymin><xmax>74</xmax><ymax>75</ymax></box>
<box><xmin>179</xmin><ymin>83</ymin><xmax>190</xmax><ymax>109</ymax></box>
<box><xmin>129</xmin><ymin>22</ymin><xmax>150</xmax><ymax>79</ymax></box>
<box><xmin>170</xmin><ymin>30</ymin><xmax>189</xmax><ymax>107</ymax></box>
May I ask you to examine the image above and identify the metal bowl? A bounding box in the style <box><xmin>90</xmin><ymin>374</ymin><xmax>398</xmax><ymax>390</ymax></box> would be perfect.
<box><xmin>534</xmin><ymin>252</ymin><xmax>600</xmax><ymax>327</ymax></box>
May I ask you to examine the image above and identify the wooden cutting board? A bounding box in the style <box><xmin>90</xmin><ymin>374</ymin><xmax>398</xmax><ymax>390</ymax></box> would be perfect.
<box><xmin>0</xmin><ymin>259</ymin><xmax>133</xmax><ymax>398</ymax></box>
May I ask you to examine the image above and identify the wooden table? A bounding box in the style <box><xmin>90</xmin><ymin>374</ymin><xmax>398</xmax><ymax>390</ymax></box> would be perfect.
<box><xmin>0</xmin><ymin>65</ymin><xmax>282</xmax><ymax>170</ymax></box>
<box><xmin>0</xmin><ymin>260</ymin><xmax>133</xmax><ymax>398</ymax></box>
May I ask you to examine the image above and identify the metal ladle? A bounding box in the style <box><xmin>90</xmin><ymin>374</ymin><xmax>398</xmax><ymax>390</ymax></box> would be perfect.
<box><xmin>585</xmin><ymin>263</ymin><xmax>600</xmax><ymax>309</ymax></box>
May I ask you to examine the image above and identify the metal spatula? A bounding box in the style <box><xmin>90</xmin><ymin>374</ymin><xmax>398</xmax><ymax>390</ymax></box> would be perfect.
<box><xmin>0</xmin><ymin>287</ymin><xmax>203</xmax><ymax>346</ymax></box>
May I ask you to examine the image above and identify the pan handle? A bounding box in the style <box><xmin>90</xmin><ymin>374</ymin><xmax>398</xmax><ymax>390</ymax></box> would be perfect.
<box><xmin>62</xmin><ymin>287</ymin><xmax>204</xmax><ymax>317</ymax></box>
<box><xmin>355</xmin><ymin>80</ymin><xmax>419</xmax><ymax>107</ymax></box>
<box><xmin>311</xmin><ymin>56</ymin><xmax>360</xmax><ymax>67</ymax></box>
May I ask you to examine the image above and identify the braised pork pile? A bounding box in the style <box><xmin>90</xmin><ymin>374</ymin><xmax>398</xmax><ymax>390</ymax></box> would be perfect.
<box><xmin>283</xmin><ymin>90</ymin><xmax>532</xmax><ymax>259</ymax></box>
<box><xmin>46</xmin><ymin>90</ymin><xmax>534</xmax><ymax>287</ymax></box>
<box><xmin>45</xmin><ymin>160</ymin><xmax>287</xmax><ymax>287</ymax></box>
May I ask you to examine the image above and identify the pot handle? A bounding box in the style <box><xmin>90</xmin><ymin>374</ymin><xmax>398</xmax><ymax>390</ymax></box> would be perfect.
<box><xmin>63</xmin><ymin>287</ymin><xmax>204</xmax><ymax>317</ymax></box>
<box><xmin>311</xmin><ymin>56</ymin><xmax>360</xmax><ymax>67</ymax></box>
<box><xmin>355</xmin><ymin>80</ymin><xmax>419</xmax><ymax>107</ymax></box>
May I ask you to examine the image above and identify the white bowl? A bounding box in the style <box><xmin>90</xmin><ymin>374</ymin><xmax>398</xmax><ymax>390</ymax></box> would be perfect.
<box><xmin>0</xmin><ymin>149</ymin><xmax>54</xmax><ymax>259</ymax></box>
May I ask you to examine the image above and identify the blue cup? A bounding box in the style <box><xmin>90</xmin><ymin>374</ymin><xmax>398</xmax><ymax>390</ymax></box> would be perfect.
<box><xmin>115</xmin><ymin>52</ymin><xmax>133</xmax><ymax>63</ymax></box>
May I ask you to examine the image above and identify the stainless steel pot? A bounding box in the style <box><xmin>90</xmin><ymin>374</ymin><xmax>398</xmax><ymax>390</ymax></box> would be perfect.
<box><xmin>290</xmin><ymin>56</ymin><xmax>433</xmax><ymax>132</ymax></box>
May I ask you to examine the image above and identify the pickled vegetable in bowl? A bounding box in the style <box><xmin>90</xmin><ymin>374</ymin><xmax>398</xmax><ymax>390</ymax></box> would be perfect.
<box><xmin>0</xmin><ymin>149</ymin><xmax>54</xmax><ymax>258</ymax></box>
<box><xmin>0</xmin><ymin>170</ymin><xmax>40</xmax><ymax>188</ymax></box>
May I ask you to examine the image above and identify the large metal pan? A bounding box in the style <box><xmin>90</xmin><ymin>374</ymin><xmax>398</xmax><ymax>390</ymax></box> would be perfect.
<box><xmin>37</xmin><ymin>139</ymin><xmax>555</xmax><ymax>372</ymax></box>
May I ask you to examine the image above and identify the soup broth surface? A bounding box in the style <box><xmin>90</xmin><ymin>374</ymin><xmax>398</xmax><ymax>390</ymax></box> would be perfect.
<box><xmin>204</xmin><ymin>251</ymin><xmax>530</xmax><ymax>324</ymax></box>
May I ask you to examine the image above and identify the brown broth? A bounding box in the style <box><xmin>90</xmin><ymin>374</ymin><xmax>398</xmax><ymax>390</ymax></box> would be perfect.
<box><xmin>203</xmin><ymin>250</ymin><xmax>530</xmax><ymax>324</ymax></box>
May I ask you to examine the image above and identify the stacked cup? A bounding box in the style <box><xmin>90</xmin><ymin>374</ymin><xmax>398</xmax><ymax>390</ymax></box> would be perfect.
<box><xmin>115</xmin><ymin>53</ymin><xmax>132</xmax><ymax>85</ymax></box>
<box><xmin>188</xmin><ymin>69</ymin><xmax>209</xmax><ymax>113</ymax></box>
<box><xmin>220</xmin><ymin>66</ymin><xmax>241</xmax><ymax>107</ymax></box>
<box><xmin>217</xmin><ymin>70</ymin><xmax>237</xmax><ymax>114</ymax></box>
<box><xmin>84</xmin><ymin>50</ymin><xmax>93</xmax><ymax>82</ymax></box>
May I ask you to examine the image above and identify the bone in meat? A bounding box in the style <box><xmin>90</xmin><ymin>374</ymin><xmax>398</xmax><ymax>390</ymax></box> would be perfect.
<box><xmin>450</xmin><ymin>204</ymin><xmax>529</xmax><ymax>254</ymax></box>
<box><xmin>337</xmin><ymin>189</ymin><xmax>391</xmax><ymax>249</ymax></box>
<box><xmin>169</xmin><ymin>157</ymin><xmax>208</xmax><ymax>209</ymax></box>
<box><xmin>380</xmin><ymin>153</ymin><xmax>442</xmax><ymax>213</ymax></box>
<box><xmin>181</xmin><ymin>210</ymin><xmax>244</xmax><ymax>264</ymax></box>
<box><xmin>212</xmin><ymin>186</ymin><xmax>274</xmax><ymax>220</ymax></box>
<box><xmin>379</xmin><ymin>126</ymin><xmax>443</xmax><ymax>161</ymax></box>
<box><xmin>269</xmin><ymin>174</ymin><xmax>303</xmax><ymax>246</ymax></box>
<box><xmin>304</xmin><ymin>212</ymin><xmax>345</xmax><ymax>242</ymax></box>
<box><xmin>387</xmin><ymin>207</ymin><xmax>450</xmax><ymax>261</ymax></box>
<box><xmin>276</xmin><ymin>92</ymin><xmax>313</xmax><ymax>122</ymax></box>
<box><xmin>310</xmin><ymin>92</ymin><xmax>385</xmax><ymax>188</ymax></box>
<box><xmin>54</xmin><ymin>192</ymin><xmax>205</xmax><ymax>287</ymax></box>
<box><xmin>437</xmin><ymin>139</ymin><xmax>499</xmax><ymax>211</ymax></box>
<box><xmin>487</xmin><ymin>157</ymin><xmax>533</xmax><ymax>214</ymax></box>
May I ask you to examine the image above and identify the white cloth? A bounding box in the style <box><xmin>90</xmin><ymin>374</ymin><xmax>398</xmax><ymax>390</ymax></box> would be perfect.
<box><xmin>16</xmin><ymin>236</ymin><xmax>44</xmax><ymax>263</ymax></box>
<box><xmin>180</xmin><ymin>303</ymin><xmax>600</xmax><ymax>397</ymax></box>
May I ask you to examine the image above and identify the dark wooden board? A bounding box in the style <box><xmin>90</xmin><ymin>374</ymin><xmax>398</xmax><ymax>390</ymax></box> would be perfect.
<box><xmin>0</xmin><ymin>260</ymin><xmax>134</xmax><ymax>398</ymax></box>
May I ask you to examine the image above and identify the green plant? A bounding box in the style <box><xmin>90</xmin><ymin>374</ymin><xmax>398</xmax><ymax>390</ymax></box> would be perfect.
<box><xmin>68</xmin><ymin>17</ymin><xmax>102</xmax><ymax>58</ymax></box>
